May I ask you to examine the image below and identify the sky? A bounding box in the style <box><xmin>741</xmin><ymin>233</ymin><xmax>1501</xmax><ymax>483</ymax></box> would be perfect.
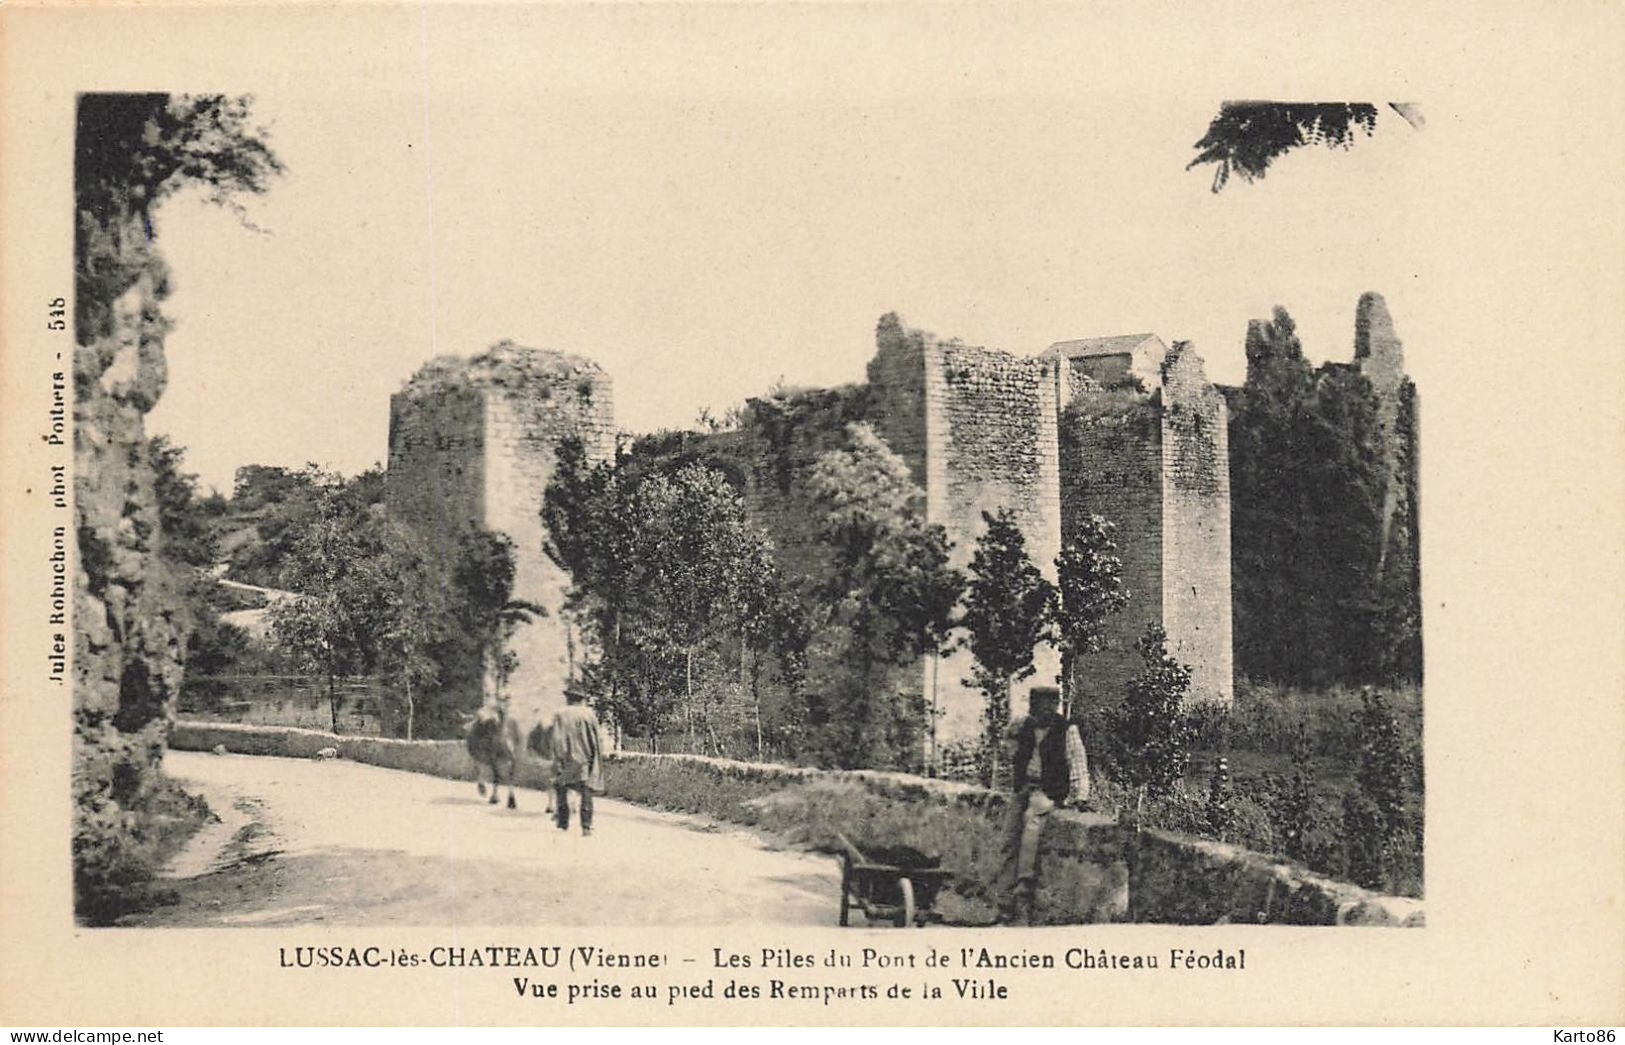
<box><xmin>139</xmin><ymin>6</ymin><xmax>1437</xmax><ymax>495</ymax></box>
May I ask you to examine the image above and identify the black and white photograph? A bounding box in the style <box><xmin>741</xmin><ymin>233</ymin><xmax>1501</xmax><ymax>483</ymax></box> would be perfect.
<box><xmin>2</xmin><ymin>0</ymin><xmax>1621</xmax><ymax>1029</ymax></box>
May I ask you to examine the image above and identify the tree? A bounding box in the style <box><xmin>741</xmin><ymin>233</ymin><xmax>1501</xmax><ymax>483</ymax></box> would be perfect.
<box><xmin>450</xmin><ymin>530</ymin><xmax>544</xmax><ymax>701</ymax></box>
<box><xmin>546</xmin><ymin>440</ymin><xmax>795</xmax><ymax>754</ymax></box>
<box><xmin>544</xmin><ymin>438</ymin><xmax>680</xmax><ymax>745</ymax></box>
<box><xmin>148</xmin><ymin>435</ymin><xmax>221</xmax><ymax>568</ymax></box>
<box><xmin>874</xmin><ymin>516</ymin><xmax>963</xmax><ymax>767</ymax></box>
<box><xmin>1230</xmin><ymin>308</ymin><xmax>1317</xmax><ymax>682</ymax></box>
<box><xmin>1302</xmin><ymin>364</ymin><xmax>1387</xmax><ymax>680</ymax></box>
<box><xmin>222</xmin><ymin>464</ymin><xmax>329</xmax><ymax>587</ymax></box>
<box><xmin>630</xmin><ymin>464</ymin><xmax>780</xmax><ymax>753</ymax></box>
<box><xmin>268</xmin><ymin>475</ymin><xmax>390</xmax><ymax>732</ymax></box>
<box><xmin>179</xmin><ymin>610</ymin><xmax>253</xmax><ymax>710</ymax></box>
<box><xmin>77</xmin><ymin>94</ymin><xmax>283</xmax><ymax>346</ymax></box>
<box><xmin>1108</xmin><ymin>626</ymin><xmax>1194</xmax><ymax>809</ymax></box>
<box><xmin>1188</xmin><ymin>102</ymin><xmax>1422</xmax><ymax>193</ymax></box>
<box><xmin>147</xmin><ymin>434</ymin><xmax>242</xmax><ymax>708</ymax></box>
<box><xmin>1229</xmin><ymin>305</ymin><xmax>1403</xmax><ymax>687</ymax></box>
<box><xmin>375</xmin><ymin>522</ymin><xmax>445</xmax><ymax>740</ymax></box>
<box><xmin>1053</xmin><ymin>514</ymin><xmax>1129</xmax><ymax>704</ymax></box>
<box><xmin>1263</xmin><ymin>723</ymin><xmax>1326</xmax><ymax>865</ymax></box>
<box><xmin>733</xmin><ymin>542</ymin><xmax>806</xmax><ymax>759</ymax></box>
<box><xmin>1371</xmin><ymin>379</ymin><xmax>1423</xmax><ymax>684</ymax></box>
<box><xmin>542</xmin><ymin>435</ymin><xmax>632</xmax><ymax>699</ymax></box>
<box><xmin>960</xmin><ymin>508</ymin><xmax>1055</xmax><ymax>786</ymax></box>
<box><xmin>807</xmin><ymin>423</ymin><xmax>965</xmax><ymax>770</ymax></box>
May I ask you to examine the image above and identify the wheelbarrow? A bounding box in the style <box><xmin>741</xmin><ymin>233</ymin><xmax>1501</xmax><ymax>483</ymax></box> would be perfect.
<box><xmin>833</xmin><ymin>832</ymin><xmax>953</xmax><ymax>928</ymax></box>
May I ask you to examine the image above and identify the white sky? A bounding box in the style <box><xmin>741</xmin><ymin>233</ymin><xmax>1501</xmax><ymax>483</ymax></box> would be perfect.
<box><xmin>140</xmin><ymin>7</ymin><xmax>1435</xmax><ymax>494</ymax></box>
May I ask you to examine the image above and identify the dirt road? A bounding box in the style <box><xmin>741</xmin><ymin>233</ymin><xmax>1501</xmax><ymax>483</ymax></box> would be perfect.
<box><xmin>124</xmin><ymin>750</ymin><xmax>841</xmax><ymax>927</ymax></box>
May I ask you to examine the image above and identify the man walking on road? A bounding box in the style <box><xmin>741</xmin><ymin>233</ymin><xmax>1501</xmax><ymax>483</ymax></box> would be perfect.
<box><xmin>550</xmin><ymin>686</ymin><xmax>604</xmax><ymax>836</ymax></box>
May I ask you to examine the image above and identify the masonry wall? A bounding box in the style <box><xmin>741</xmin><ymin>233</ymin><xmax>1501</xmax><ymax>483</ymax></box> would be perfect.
<box><xmin>865</xmin><ymin>314</ymin><xmax>930</xmax><ymax>486</ymax></box>
<box><xmin>928</xmin><ymin>339</ymin><xmax>1065</xmax><ymax>744</ymax></box>
<box><xmin>1159</xmin><ymin>345</ymin><xmax>1235</xmax><ymax>704</ymax></box>
<box><xmin>385</xmin><ymin>387</ymin><xmax>486</xmax><ymax>577</ymax></box>
<box><xmin>385</xmin><ymin>318</ymin><xmax>1238</xmax><ymax>763</ymax></box>
<box><xmin>611</xmin><ymin>385</ymin><xmax>918</xmax><ymax>760</ymax></box>
<box><xmin>735</xmin><ymin>384</ymin><xmax>870</xmax><ymax>596</ymax></box>
<box><xmin>1057</xmin><ymin>380</ymin><xmax>1166</xmax><ymax>709</ymax></box>
<box><xmin>864</xmin><ymin>317</ymin><xmax>944</xmax><ymax>753</ymax></box>
<box><xmin>734</xmin><ymin>385</ymin><xmax>932</xmax><ymax>755</ymax></box>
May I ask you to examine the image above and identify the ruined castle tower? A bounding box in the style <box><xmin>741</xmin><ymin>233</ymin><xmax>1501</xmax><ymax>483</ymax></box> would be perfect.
<box><xmin>867</xmin><ymin>315</ymin><xmax>1067</xmax><ymax>745</ymax></box>
<box><xmin>1353</xmin><ymin>292</ymin><xmax>1411</xmax><ymax>561</ymax></box>
<box><xmin>1045</xmin><ymin>335</ymin><xmax>1234</xmax><ymax>709</ymax></box>
<box><xmin>867</xmin><ymin>315</ymin><xmax>1232</xmax><ymax>746</ymax></box>
<box><xmin>386</xmin><ymin>342</ymin><xmax>615</xmax><ymax>728</ymax></box>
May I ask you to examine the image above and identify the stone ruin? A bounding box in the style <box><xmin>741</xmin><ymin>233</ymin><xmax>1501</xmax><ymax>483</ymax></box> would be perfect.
<box><xmin>386</xmin><ymin>316</ymin><xmax>1239</xmax><ymax>745</ymax></box>
<box><xmin>866</xmin><ymin>316</ymin><xmax>1234</xmax><ymax>744</ymax></box>
<box><xmin>385</xmin><ymin>341</ymin><xmax>615</xmax><ymax>732</ymax></box>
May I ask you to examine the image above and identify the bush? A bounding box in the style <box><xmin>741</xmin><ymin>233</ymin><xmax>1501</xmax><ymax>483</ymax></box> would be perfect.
<box><xmin>1086</xmin><ymin>771</ymin><xmax>1278</xmax><ymax>857</ymax></box>
<box><xmin>1227</xmin><ymin>680</ymin><xmax>1421</xmax><ymax>762</ymax></box>
<box><xmin>1094</xmin><ymin>678</ymin><xmax>1423</xmax><ymax>898</ymax></box>
<box><xmin>1339</xmin><ymin>687</ymin><xmax>1423</xmax><ymax>894</ymax></box>
<box><xmin>1185</xmin><ymin>700</ymin><xmax>1232</xmax><ymax>751</ymax></box>
<box><xmin>1248</xmin><ymin>770</ymin><xmax>1341</xmax><ymax>869</ymax></box>
<box><xmin>74</xmin><ymin>790</ymin><xmax>157</xmax><ymax>925</ymax></box>
<box><xmin>1106</xmin><ymin>627</ymin><xmax>1194</xmax><ymax>800</ymax></box>
<box><xmin>1205</xmin><ymin>756</ymin><xmax>1234</xmax><ymax>839</ymax></box>
<box><xmin>74</xmin><ymin>764</ymin><xmax>214</xmax><ymax>926</ymax></box>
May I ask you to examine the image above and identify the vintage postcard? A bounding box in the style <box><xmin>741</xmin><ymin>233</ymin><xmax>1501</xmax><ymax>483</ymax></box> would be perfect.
<box><xmin>1</xmin><ymin>0</ymin><xmax>1621</xmax><ymax>1028</ymax></box>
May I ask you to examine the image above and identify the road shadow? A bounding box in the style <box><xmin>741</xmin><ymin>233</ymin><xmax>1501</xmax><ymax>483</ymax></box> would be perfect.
<box><xmin>118</xmin><ymin>843</ymin><xmax>839</xmax><ymax>927</ymax></box>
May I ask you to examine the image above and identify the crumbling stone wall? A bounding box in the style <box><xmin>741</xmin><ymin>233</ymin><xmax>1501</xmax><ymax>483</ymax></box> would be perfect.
<box><xmin>73</xmin><ymin>230</ymin><xmax>189</xmax><ymax>912</ymax></box>
<box><xmin>745</xmin><ymin>315</ymin><xmax>1230</xmax><ymax>742</ymax></box>
<box><xmin>865</xmin><ymin>314</ymin><xmax>931</xmax><ymax>486</ymax></box>
<box><xmin>868</xmin><ymin>316</ymin><xmax>1069</xmax><ymax>744</ymax></box>
<box><xmin>386</xmin><ymin>342</ymin><xmax>614</xmax><ymax>730</ymax></box>
<box><xmin>734</xmin><ymin>384</ymin><xmax>870</xmax><ymax>594</ymax></box>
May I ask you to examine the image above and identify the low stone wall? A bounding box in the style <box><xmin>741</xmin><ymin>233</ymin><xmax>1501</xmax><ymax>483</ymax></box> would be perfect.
<box><xmin>168</xmin><ymin>721</ymin><xmax>1422</xmax><ymax>927</ymax></box>
<box><xmin>172</xmin><ymin>720</ymin><xmax>485</xmax><ymax>780</ymax></box>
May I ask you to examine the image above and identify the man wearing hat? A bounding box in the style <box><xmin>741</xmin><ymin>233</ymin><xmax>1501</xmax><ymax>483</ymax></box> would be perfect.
<box><xmin>549</xmin><ymin>685</ymin><xmax>605</xmax><ymax>836</ymax></box>
<box><xmin>997</xmin><ymin>684</ymin><xmax>1073</xmax><ymax>924</ymax></box>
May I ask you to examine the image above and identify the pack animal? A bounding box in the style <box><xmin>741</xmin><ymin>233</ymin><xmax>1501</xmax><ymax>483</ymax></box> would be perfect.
<box><xmin>464</xmin><ymin>702</ymin><xmax>522</xmax><ymax>809</ymax></box>
<box><xmin>462</xmin><ymin>701</ymin><xmax>557</xmax><ymax>812</ymax></box>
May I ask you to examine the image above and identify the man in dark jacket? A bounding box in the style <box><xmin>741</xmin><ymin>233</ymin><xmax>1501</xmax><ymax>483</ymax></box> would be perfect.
<box><xmin>997</xmin><ymin>685</ymin><xmax>1070</xmax><ymax>924</ymax></box>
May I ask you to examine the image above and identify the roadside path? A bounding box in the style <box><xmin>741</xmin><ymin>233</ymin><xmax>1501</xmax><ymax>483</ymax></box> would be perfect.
<box><xmin>124</xmin><ymin>750</ymin><xmax>840</xmax><ymax>927</ymax></box>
